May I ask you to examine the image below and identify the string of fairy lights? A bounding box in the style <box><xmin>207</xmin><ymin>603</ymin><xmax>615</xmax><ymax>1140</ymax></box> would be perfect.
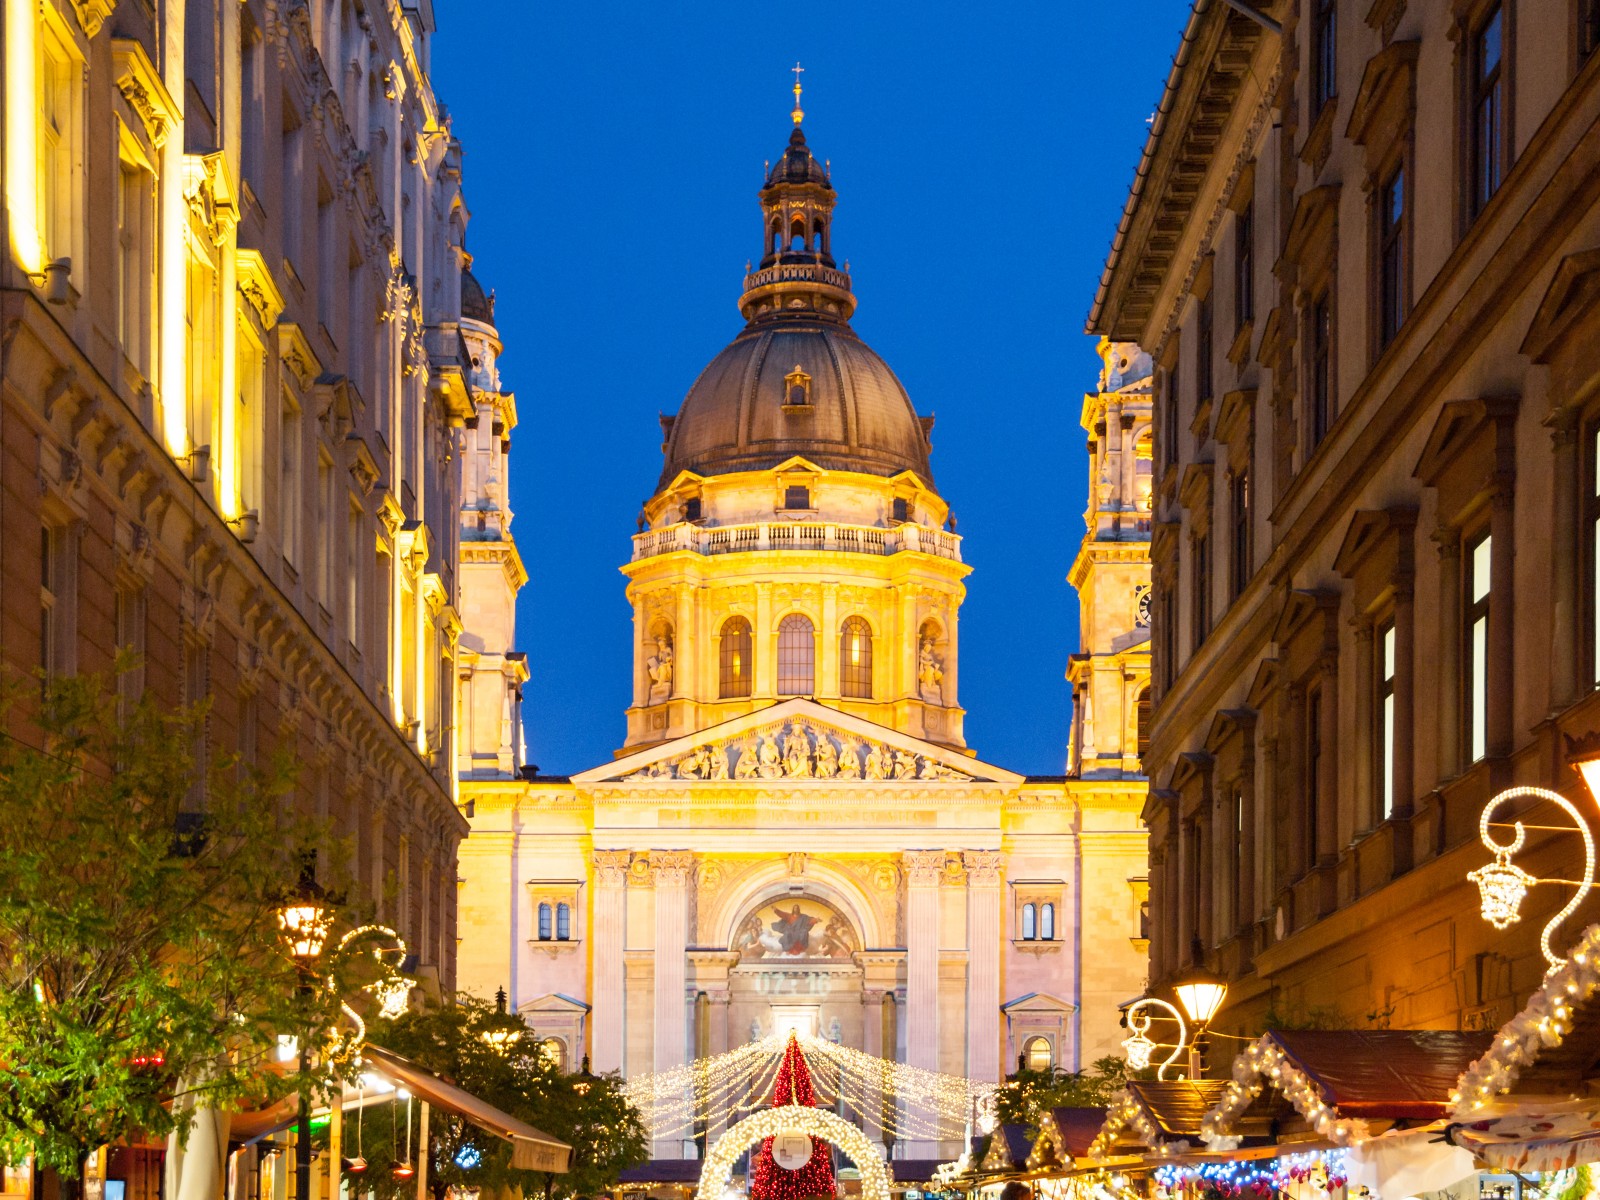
<box><xmin>621</xmin><ymin>1034</ymin><xmax>997</xmax><ymax>1143</ymax></box>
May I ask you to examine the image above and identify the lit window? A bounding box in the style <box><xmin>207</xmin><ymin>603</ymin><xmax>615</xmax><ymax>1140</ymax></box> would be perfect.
<box><xmin>39</xmin><ymin>19</ymin><xmax>78</xmax><ymax>265</ymax></box>
<box><xmin>1378</xmin><ymin>619</ymin><xmax>1397</xmax><ymax>818</ymax></box>
<box><xmin>556</xmin><ymin>902</ymin><xmax>571</xmax><ymax>942</ymax></box>
<box><xmin>1468</xmin><ymin>531</ymin><xmax>1492</xmax><ymax>762</ymax></box>
<box><xmin>540</xmin><ymin>1038</ymin><xmax>566</xmax><ymax>1071</ymax></box>
<box><xmin>1470</xmin><ymin>5</ymin><xmax>1506</xmax><ymax>218</ymax></box>
<box><xmin>840</xmin><ymin>617</ymin><xmax>872</xmax><ymax>699</ymax></box>
<box><xmin>777</xmin><ymin>614</ymin><xmax>814</xmax><ymax>695</ymax></box>
<box><xmin>1021</xmin><ymin>903</ymin><xmax>1037</xmax><ymax>941</ymax></box>
<box><xmin>537</xmin><ymin>902</ymin><xmax>552</xmax><ymax>941</ymax></box>
<box><xmin>1023</xmin><ymin>1036</ymin><xmax>1053</xmax><ymax>1073</ymax></box>
<box><xmin>719</xmin><ymin>617</ymin><xmax>752</xmax><ymax>699</ymax></box>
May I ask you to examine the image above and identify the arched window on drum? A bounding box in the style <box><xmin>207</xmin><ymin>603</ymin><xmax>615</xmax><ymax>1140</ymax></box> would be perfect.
<box><xmin>840</xmin><ymin>617</ymin><xmax>872</xmax><ymax>698</ymax></box>
<box><xmin>720</xmin><ymin>617</ymin><xmax>753</xmax><ymax>698</ymax></box>
<box><xmin>778</xmin><ymin>614</ymin><xmax>815</xmax><ymax>695</ymax></box>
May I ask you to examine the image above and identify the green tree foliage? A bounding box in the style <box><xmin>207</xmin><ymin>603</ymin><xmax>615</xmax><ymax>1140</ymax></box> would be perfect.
<box><xmin>0</xmin><ymin>671</ymin><xmax>352</xmax><ymax>1192</ymax></box>
<box><xmin>995</xmin><ymin>1056</ymin><xmax>1139</xmax><ymax>1137</ymax></box>
<box><xmin>348</xmin><ymin>994</ymin><xmax>647</xmax><ymax>1200</ymax></box>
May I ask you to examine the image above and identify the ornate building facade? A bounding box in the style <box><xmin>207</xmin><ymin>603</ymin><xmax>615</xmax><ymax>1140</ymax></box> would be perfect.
<box><xmin>1090</xmin><ymin>0</ymin><xmax>1600</xmax><ymax>1042</ymax></box>
<box><xmin>456</xmin><ymin>107</ymin><xmax>1150</xmax><ymax>1161</ymax></box>
<box><xmin>0</xmin><ymin>0</ymin><xmax>493</xmax><ymax>986</ymax></box>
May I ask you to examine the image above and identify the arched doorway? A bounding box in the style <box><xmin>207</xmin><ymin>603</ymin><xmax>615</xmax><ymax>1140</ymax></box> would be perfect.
<box><xmin>695</xmin><ymin>1105</ymin><xmax>891</xmax><ymax>1200</ymax></box>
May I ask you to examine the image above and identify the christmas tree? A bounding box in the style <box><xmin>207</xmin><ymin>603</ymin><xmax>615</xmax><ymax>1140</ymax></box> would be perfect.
<box><xmin>749</xmin><ymin>1033</ymin><xmax>837</xmax><ymax>1200</ymax></box>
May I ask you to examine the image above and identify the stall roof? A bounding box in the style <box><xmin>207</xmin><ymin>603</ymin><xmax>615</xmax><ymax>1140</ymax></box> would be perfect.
<box><xmin>1030</xmin><ymin>1108</ymin><xmax>1110</xmax><ymax>1168</ymax></box>
<box><xmin>1263</xmin><ymin>1030</ymin><xmax>1491</xmax><ymax>1119</ymax></box>
<box><xmin>1129</xmin><ymin>1081</ymin><xmax>1227</xmax><ymax>1139</ymax></box>
<box><xmin>982</xmin><ymin>1124</ymin><xmax>1034</xmax><ymax>1172</ymax></box>
<box><xmin>360</xmin><ymin>1044</ymin><xmax>573</xmax><ymax>1173</ymax></box>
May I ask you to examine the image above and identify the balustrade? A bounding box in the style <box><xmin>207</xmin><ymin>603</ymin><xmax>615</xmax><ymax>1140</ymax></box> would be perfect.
<box><xmin>630</xmin><ymin>519</ymin><xmax>962</xmax><ymax>564</ymax></box>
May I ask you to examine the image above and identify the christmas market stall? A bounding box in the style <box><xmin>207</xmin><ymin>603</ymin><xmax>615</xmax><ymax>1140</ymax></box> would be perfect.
<box><xmin>1196</xmin><ymin>1029</ymin><xmax>1491</xmax><ymax>1200</ymax></box>
<box><xmin>1090</xmin><ymin>1081</ymin><xmax>1229</xmax><ymax>1164</ymax></box>
<box><xmin>1451</xmin><ymin>921</ymin><xmax>1600</xmax><ymax>1172</ymax></box>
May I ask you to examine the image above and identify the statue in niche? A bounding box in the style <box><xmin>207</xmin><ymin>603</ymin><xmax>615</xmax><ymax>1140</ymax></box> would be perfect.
<box><xmin>707</xmin><ymin>743</ymin><xmax>730</xmax><ymax>780</ymax></box>
<box><xmin>647</xmin><ymin>634</ymin><xmax>674</xmax><ymax>703</ymax></box>
<box><xmin>892</xmin><ymin>749</ymin><xmax>918</xmax><ymax>779</ymax></box>
<box><xmin>814</xmin><ymin>734</ymin><xmax>839</xmax><ymax>779</ymax></box>
<box><xmin>864</xmin><ymin>744</ymin><xmax>887</xmax><ymax>780</ymax></box>
<box><xmin>838</xmin><ymin>736</ymin><xmax>862</xmax><ymax>778</ymax></box>
<box><xmin>757</xmin><ymin>734</ymin><xmax>783</xmax><ymax>779</ymax></box>
<box><xmin>918</xmin><ymin>635</ymin><xmax>945</xmax><ymax>704</ymax></box>
<box><xmin>783</xmin><ymin>725</ymin><xmax>813</xmax><ymax>777</ymax></box>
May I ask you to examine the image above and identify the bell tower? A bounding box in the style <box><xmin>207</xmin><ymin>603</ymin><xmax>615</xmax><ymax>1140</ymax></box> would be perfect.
<box><xmin>1067</xmin><ymin>339</ymin><xmax>1154</xmax><ymax>779</ymax></box>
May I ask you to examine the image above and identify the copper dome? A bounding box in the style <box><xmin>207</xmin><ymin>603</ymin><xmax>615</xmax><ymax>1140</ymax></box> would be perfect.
<box><xmin>658</xmin><ymin>319</ymin><xmax>933</xmax><ymax>489</ymax></box>
<box><xmin>461</xmin><ymin>267</ymin><xmax>494</xmax><ymax>325</ymax></box>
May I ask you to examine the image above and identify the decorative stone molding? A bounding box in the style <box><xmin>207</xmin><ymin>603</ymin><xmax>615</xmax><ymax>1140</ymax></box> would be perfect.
<box><xmin>236</xmin><ymin>249</ymin><xmax>286</xmax><ymax>330</ymax></box>
<box><xmin>182</xmin><ymin>152</ymin><xmax>239</xmax><ymax>248</ymax></box>
<box><xmin>112</xmin><ymin>39</ymin><xmax>178</xmax><ymax>151</ymax></box>
<box><xmin>593</xmin><ymin>851</ymin><xmax>631</xmax><ymax>888</ymax></box>
<box><xmin>648</xmin><ymin>851</ymin><xmax>695</xmax><ymax>886</ymax></box>
<box><xmin>69</xmin><ymin>0</ymin><xmax>117</xmax><ymax>37</ymax></box>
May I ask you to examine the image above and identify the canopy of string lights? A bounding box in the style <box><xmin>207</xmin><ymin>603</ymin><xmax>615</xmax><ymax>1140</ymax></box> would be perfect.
<box><xmin>621</xmin><ymin>1034</ymin><xmax>998</xmax><ymax>1144</ymax></box>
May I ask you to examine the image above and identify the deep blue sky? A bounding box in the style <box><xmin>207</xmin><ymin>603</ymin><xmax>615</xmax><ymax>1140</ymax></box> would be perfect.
<box><xmin>429</xmin><ymin>1</ymin><xmax>1189</xmax><ymax>776</ymax></box>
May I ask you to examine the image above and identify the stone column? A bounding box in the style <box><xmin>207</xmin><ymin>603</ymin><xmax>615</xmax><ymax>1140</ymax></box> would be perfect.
<box><xmin>590</xmin><ymin>852</ymin><xmax>631</xmax><ymax>1074</ymax></box>
<box><xmin>1550</xmin><ymin>410</ymin><xmax>1582</xmax><ymax>708</ymax></box>
<box><xmin>964</xmin><ymin>851</ymin><xmax>1004</xmax><ymax>1083</ymax></box>
<box><xmin>755</xmin><ymin>583</ymin><xmax>774</xmax><ymax>696</ymax></box>
<box><xmin>1488</xmin><ymin>482</ymin><xmax>1517</xmax><ymax>760</ymax></box>
<box><xmin>1434</xmin><ymin>530</ymin><xmax>1463</xmax><ymax>776</ymax></box>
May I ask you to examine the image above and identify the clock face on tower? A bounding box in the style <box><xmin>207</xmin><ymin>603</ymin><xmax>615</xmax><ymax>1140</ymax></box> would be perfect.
<box><xmin>1135</xmin><ymin>585</ymin><xmax>1152</xmax><ymax>628</ymax></box>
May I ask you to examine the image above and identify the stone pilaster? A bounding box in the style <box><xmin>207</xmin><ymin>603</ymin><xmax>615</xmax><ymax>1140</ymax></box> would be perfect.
<box><xmin>964</xmin><ymin>850</ymin><xmax>1003</xmax><ymax>1083</ymax></box>
<box><xmin>590</xmin><ymin>851</ymin><xmax>630</xmax><ymax>1073</ymax></box>
<box><xmin>903</xmin><ymin>850</ymin><xmax>944</xmax><ymax>1157</ymax></box>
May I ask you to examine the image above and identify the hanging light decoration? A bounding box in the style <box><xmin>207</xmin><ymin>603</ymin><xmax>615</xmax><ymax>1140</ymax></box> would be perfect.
<box><xmin>1120</xmin><ymin>997</ymin><xmax>1187</xmax><ymax>1080</ymax></box>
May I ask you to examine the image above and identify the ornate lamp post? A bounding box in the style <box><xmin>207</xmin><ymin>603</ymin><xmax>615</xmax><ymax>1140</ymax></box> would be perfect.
<box><xmin>1172</xmin><ymin>968</ymin><xmax>1229</xmax><ymax>1079</ymax></box>
<box><xmin>277</xmin><ymin>864</ymin><xmax>333</xmax><ymax>1200</ymax></box>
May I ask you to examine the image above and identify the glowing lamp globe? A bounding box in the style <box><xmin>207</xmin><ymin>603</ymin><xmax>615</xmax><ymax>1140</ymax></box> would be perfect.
<box><xmin>1122</xmin><ymin>1030</ymin><xmax>1156</xmax><ymax>1071</ymax></box>
<box><xmin>1469</xmin><ymin>857</ymin><xmax>1535</xmax><ymax>929</ymax></box>
<box><xmin>1173</xmin><ymin>971</ymin><xmax>1228</xmax><ymax>1027</ymax></box>
<box><xmin>277</xmin><ymin>866</ymin><xmax>333</xmax><ymax>961</ymax></box>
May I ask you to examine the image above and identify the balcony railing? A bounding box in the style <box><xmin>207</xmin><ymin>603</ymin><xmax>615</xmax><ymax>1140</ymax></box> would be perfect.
<box><xmin>631</xmin><ymin>520</ymin><xmax>962</xmax><ymax>564</ymax></box>
<box><xmin>742</xmin><ymin>263</ymin><xmax>853</xmax><ymax>292</ymax></box>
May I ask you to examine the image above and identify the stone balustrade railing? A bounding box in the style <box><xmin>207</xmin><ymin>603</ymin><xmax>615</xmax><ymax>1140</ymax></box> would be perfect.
<box><xmin>741</xmin><ymin>262</ymin><xmax>853</xmax><ymax>292</ymax></box>
<box><xmin>631</xmin><ymin>520</ymin><xmax>963</xmax><ymax>564</ymax></box>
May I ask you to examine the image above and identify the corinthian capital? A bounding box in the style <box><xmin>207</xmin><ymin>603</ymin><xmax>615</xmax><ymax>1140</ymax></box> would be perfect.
<box><xmin>649</xmin><ymin>851</ymin><xmax>696</xmax><ymax>886</ymax></box>
<box><xmin>593</xmin><ymin>850</ymin><xmax>631</xmax><ymax>888</ymax></box>
<box><xmin>904</xmin><ymin>850</ymin><xmax>946</xmax><ymax>888</ymax></box>
<box><xmin>963</xmin><ymin>850</ymin><xmax>1004</xmax><ymax>886</ymax></box>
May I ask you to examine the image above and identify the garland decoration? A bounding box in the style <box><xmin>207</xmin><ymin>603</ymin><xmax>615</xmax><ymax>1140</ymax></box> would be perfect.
<box><xmin>1453</xmin><ymin>922</ymin><xmax>1600</xmax><ymax>1116</ymax></box>
<box><xmin>1153</xmin><ymin>1150</ymin><xmax>1351</xmax><ymax>1197</ymax></box>
<box><xmin>1200</xmin><ymin>1035</ymin><xmax>1365</xmax><ymax>1151</ymax></box>
<box><xmin>1088</xmin><ymin>1088</ymin><xmax>1188</xmax><ymax>1161</ymax></box>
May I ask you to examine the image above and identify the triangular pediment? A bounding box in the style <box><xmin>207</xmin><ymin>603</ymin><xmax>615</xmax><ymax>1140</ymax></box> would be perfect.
<box><xmin>516</xmin><ymin>993</ymin><xmax>590</xmax><ymax>1016</ymax></box>
<box><xmin>1001</xmin><ymin>991</ymin><xmax>1078</xmax><ymax>1015</ymax></box>
<box><xmin>573</xmin><ymin>699</ymin><xmax>1022</xmax><ymax>786</ymax></box>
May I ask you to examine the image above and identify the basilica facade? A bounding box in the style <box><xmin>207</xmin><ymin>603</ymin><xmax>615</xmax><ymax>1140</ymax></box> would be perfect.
<box><xmin>455</xmin><ymin>107</ymin><xmax>1151</xmax><ymax>1160</ymax></box>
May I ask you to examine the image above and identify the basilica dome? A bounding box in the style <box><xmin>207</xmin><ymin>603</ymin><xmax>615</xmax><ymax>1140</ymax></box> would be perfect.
<box><xmin>656</xmin><ymin>118</ymin><xmax>934</xmax><ymax>490</ymax></box>
<box><xmin>659</xmin><ymin>321</ymin><xmax>932</xmax><ymax>487</ymax></box>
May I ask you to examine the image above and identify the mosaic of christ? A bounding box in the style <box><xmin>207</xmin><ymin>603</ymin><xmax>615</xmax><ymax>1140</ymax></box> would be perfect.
<box><xmin>732</xmin><ymin>896</ymin><xmax>858</xmax><ymax>961</ymax></box>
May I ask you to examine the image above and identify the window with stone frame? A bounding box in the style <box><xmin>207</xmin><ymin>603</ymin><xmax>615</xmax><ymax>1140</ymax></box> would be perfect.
<box><xmin>1583</xmin><ymin>0</ymin><xmax>1600</xmax><ymax>64</ymax></box>
<box><xmin>777</xmin><ymin>614</ymin><xmax>815</xmax><ymax>695</ymax></box>
<box><xmin>1230</xmin><ymin>469</ymin><xmax>1252</xmax><ymax>599</ymax></box>
<box><xmin>529</xmin><ymin>883</ymin><xmax>581</xmax><ymax>944</ymax></box>
<box><xmin>719</xmin><ymin>616</ymin><xmax>753</xmax><ymax>698</ymax></box>
<box><xmin>1311</xmin><ymin>0</ymin><xmax>1338</xmax><ymax>116</ymax></box>
<box><xmin>38</xmin><ymin>7</ymin><xmax>82</xmax><ymax>271</ymax></box>
<box><xmin>1307</xmin><ymin>291</ymin><xmax>1334</xmax><ymax>449</ymax></box>
<box><xmin>1235</xmin><ymin>200</ymin><xmax>1255</xmax><ymax>333</ymax></box>
<box><xmin>1377</xmin><ymin>163</ymin><xmax>1408</xmax><ymax>351</ymax></box>
<box><xmin>1466</xmin><ymin>527</ymin><xmax>1492</xmax><ymax>764</ymax></box>
<box><xmin>1014</xmin><ymin>883</ymin><xmax>1063</xmax><ymax>942</ymax></box>
<box><xmin>839</xmin><ymin>616</ymin><xmax>873</xmax><ymax>699</ymax></box>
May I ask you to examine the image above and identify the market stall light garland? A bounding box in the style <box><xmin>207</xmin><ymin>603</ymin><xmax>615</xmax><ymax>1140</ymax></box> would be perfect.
<box><xmin>1154</xmin><ymin>1150</ymin><xmax>1350</xmax><ymax>1197</ymax></box>
<box><xmin>1468</xmin><ymin>787</ymin><xmax>1596</xmax><ymax>971</ymax></box>
<box><xmin>1453</xmin><ymin>921</ymin><xmax>1600</xmax><ymax>1116</ymax></box>
<box><xmin>1088</xmin><ymin>1088</ymin><xmax>1188</xmax><ymax>1161</ymax></box>
<box><xmin>1200</xmin><ymin>1035</ymin><xmax>1366</xmax><ymax>1151</ymax></box>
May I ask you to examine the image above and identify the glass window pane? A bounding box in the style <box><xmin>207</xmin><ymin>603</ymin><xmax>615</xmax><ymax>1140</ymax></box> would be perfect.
<box><xmin>719</xmin><ymin>618</ymin><xmax>752</xmax><ymax>698</ymax></box>
<box><xmin>1473</xmin><ymin>535</ymin><xmax>1493</xmax><ymax>603</ymax></box>
<box><xmin>1021</xmin><ymin>903</ymin><xmax>1036</xmax><ymax>941</ymax></box>
<box><xmin>537</xmin><ymin>902</ymin><xmax>552</xmax><ymax>941</ymax></box>
<box><xmin>1382</xmin><ymin>694</ymin><xmax>1395</xmax><ymax>818</ymax></box>
<box><xmin>1041</xmin><ymin>903</ymin><xmax>1055</xmax><ymax>940</ymax></box>
<box><xmin>777</xmin><ymin>614</ymin><xmax>814</xmax><ymax>695</ymax></box>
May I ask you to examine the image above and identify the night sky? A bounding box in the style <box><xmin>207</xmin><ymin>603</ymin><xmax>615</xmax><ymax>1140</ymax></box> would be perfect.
<box><xmin>428</xmin><ymin>1</ymin><xmax>1190</xmax><ymax>776</ymax></box>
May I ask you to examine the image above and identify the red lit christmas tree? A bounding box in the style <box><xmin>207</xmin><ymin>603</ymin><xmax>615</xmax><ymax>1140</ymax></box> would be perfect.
<box><xmin>749</xmin><ymin>1033</ymin><xmax>837</xmax><ymax>1200</ymax></box>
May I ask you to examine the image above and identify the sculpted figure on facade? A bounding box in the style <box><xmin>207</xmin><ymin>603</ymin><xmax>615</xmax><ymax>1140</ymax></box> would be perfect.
<box><xmin>864</xmin><ymin>743</ymin><xmax>887</xmax><ymax>779</ymax></box>
<box><xmin>892</xmin><ymin>748</ymin><xmax>918</xmax><ymax>779</ymax></box>
<box><xmin>647</xmin><ymin>634</ymin><xmax>675</xmax><ymax>703</ymax></box>
<box><xmin>757</xmin><ymin>734</ymin><xmax>783</xmax><ymax>779</ymax></box>
<box><xmin>814</xmin><ymin>734</ymin><xmax>839</xmax><ymax>778</ymax></box>
<box><xmin>707</xmin><ymin>743</ymin><xmax>730</xmax><ymax>779</ymax></box>
<box><xmin>733</xmin><ymin>743</ymin><xmax>759</xmax><ymax>779</ymax></box>
<box><xmin>675</xmin><ymin>744</ymin><xmax>708</xmax><ymax>779</ymax></box>
<box><xmin>783</xmin><ymin>725</ymin><xmax>813</xmax><ymax>777</ymax></box>
<box><xmin>918</xmin><ymin>635</ymin><xmax>945</xmax><ymax>704</ymax></box>
<box><xmin>838</xmin><ymin>736</ymin><xmax>862</xmax><ymax>778</ymax></box>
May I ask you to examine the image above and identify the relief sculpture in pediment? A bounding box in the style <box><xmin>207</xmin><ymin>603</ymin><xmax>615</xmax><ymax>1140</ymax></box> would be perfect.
<box><xmin>621</xmin><ymin>720</ymin><xmax>971</xmax><ymax>783</ymax></box>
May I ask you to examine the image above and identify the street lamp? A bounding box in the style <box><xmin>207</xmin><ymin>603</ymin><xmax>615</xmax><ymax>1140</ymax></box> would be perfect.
<box><xmin>574</xmin><ymin>1055</ymin><xmax>595</xmax><ymax>1096</ymax></box>
<box><xmin>480</xmin><ymin>986</ymin><xmax>524</xmax><ymax>1055</ymax></box>
<box><xmin>277</xmin><ymin>862</ymin><xmax>331</xmax><ymax>1200</ymax></box>
<box><xmin>1172</xmin><ymin>968</ymin><xmax>1228</xmax><ymax>1079</ymax></box>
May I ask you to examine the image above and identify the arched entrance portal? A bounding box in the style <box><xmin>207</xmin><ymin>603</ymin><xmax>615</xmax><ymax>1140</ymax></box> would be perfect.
<box><xmin>695</xmin><ymin>1105</ymin><xmax>891</xmax><ymax>1200</ymax></box>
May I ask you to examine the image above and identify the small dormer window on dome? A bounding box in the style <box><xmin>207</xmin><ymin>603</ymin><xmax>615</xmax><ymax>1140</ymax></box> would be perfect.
<box><xmin>783</xmin><ymin>365</ymin><xmax>812</xmax><ymax>410</ymax></box>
